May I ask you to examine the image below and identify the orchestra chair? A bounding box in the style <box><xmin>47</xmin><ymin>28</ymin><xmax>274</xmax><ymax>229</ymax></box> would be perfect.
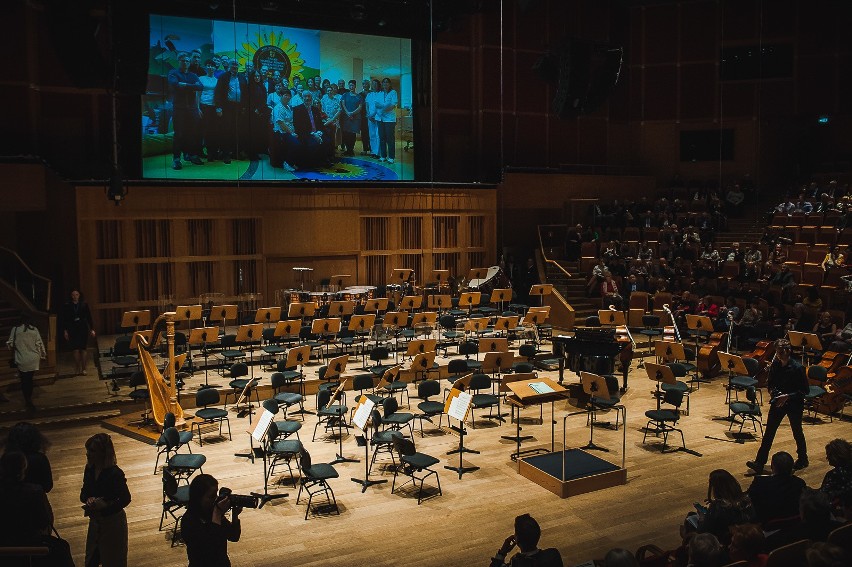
<box><xmin>459</xmin><ymin>340</ymin><xmax>482</xmax><ymax>370</ymax></box>
<box><xmin>316</xmin><ymin>355</ymin><xmax>350</xmax><ymax>405</ymax></box>
<box><xmin>639</xmin><ymin>315</ymin><xmax>663</xmax><ymax>355</ymax></box>
<box><xmin>218</xmin><ymin>333</ymin><xmax>246</xmax><ymax>373</ymax></box>
<box><xmin>298</xmin><ymin>324</ymin><xmax>324</xmax><ymax>361</ymax></box>
<box><xmin>159</xmin><ymin>469</ymin><xmax>189</xmax><ymax>546</ymax></box>
<box><xmin>728</xmin><ymin>386</ymin><xmax>763</xmax><ymax>437</ymax></box>
<box><xmin>828</xmin><ymin>523</ymin><xmax>852</xmax><ymax>553</ymax></box>
<box><xmin>271</xmin><ymin>372</ymin><xmax>306</xmax><ymax>422</ymax></box>
<box><xmin>412</xmin><ymin>379</ymin><xmax>445</xmax><ymax>436</ymax></box>
<box><xmin>725</xmin><ymin>357</ymin><xmax>762</xmax><ymax>405</ymax></box>
<box><xmin>261</xmin><ymin>398</ymin><xmax>302</xmax><ymax>443</ymax></box>
<box><xmin>127</xmin><ymin>371</ymin><xmax>151</xmax><ymax>427</ymax></box>
<box><xmin>663</xmin><ymin>362</ymin><xmax>692</xmax><ymax>415</ymax></box>
<box><xmin>511</xmin><ymin>343</ymin><xmax>539</xmax><ymax>373</ymax></box>
<box><xmin>376</xmin><ymin>365</ymin><xmax>409</xmax><ymax>406</ymax></box>
<box><xmin>582</xmin><ymin>373</ymin><xmax>623</xmax><ymax>431</ymax></box>
<box><xmin>224</xmin><ymin>362</ymin><xmax>259</xmax><ymax>408</ymax></box>
<box><xmin>276</xmin><ymin>344</ymin><xmax>312</xmax><ymax>404</ymax></box>
<box><xmin>192</xmin><ymin>387</ymin><xmax>231</xmax><ymax>446</ymax></box>
<box><xmin>163</xmin><ymin>427</ymin><xmax>207</xmax><ymax>484</ymax></box>
<box><xmin>468</xmin><ymin>373</ymin><xmax>501</xmax><ymax>428</ymax></box>
<box><xmin>312</xmin><ymin>387</ymin><xmax>350</xmax><ymax>442</ymax></box>
<box><xmin>153</xmin><ymin>411</ymin><xmax>193</xmax><ymax>474</ymax></box>
<box><xmin>368</xmin><ymin>409</ymin><xmax>399</xmax><ymax>475</ymax></box>
<box><xmin>381</xmin><ymin>396</ymin><xmax>415</xmax><ymax>437</ymax></box>
<box><xmin>804</xmin><ymin>365</ymin><xmax>830</xmax><ymax>423</ymax></box>
<box><xmin>438</xmin><ymin>314</ymin><xmax>464</xmax><ymax>355</ymax></box>
<box><xmin>349</xmin><ymin>373</ymin><xmax>385</xmax><ymax>420</ymax></box>
<box><xmin>264</xmin><ymin>419</ymin><xmax>304</xmax><ymax>488</ymax></box>
<box><xmin>297</xmin><ymin>448</ymin><xmax>340</xmax><ymax>520</ymax></box>
<box><xmin>763</xmin><ymin>539</ymin><xmax>808</xmax><ymax>567</ymax></box>
<box><xmin>445</xmin><ymin>358</ymin><xmax>470</xmax><ymax>386</ymax></box>
<box><xmin>391</xmin><ymin>435</ymin><xmax>442</xmax><ymax>505</ymax></box>
<box><xmin>368</xmin><ymin>346</ymin><xmax>393</xmax><ymax>376</ymax></box>
<box><xmin>110</xmin><ymin>336</ymin><xmax>138</xmax><ymax>377</ymax></box>
<box><xmin>642</xmin><ymin>389</ymin><xmax>686</xmax><ymax>453</ymax></box>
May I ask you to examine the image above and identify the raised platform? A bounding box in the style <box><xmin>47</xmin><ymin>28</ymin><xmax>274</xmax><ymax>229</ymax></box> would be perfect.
<box><xmin>519</xmin><ymin>448</ymin><xmax>626</xmax><ymax>498</ymax></box>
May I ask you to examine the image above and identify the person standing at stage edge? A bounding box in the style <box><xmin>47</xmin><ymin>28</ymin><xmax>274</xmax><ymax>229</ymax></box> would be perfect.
<box><xmin>60</xmin><ymin>289</ymin><xmax>96</xmax><ymax>376</ymax></box>
<box><xmin>747</xmin><ymin>339</ymin><xmax>809</xmax><ymax>474</ymax></box>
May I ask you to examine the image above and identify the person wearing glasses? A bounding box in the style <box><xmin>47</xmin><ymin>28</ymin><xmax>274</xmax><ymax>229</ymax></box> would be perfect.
<box><xmin>747</xmin><ymin>339</ymin><xmax>809</xmax><ymax>475</ymax></box>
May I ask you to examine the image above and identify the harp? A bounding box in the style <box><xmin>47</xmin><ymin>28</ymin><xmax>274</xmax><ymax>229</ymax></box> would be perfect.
<box><xmin>135</xmin><ymin>312</ymin><xmax>185</xmax><ymax>427</ymax></box>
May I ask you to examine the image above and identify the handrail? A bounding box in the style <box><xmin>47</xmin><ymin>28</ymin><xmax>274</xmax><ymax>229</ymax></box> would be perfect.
<box><xmin>0</xmin><ymin>246</ymin><xmax>52</xmax><ymax>312</ymax></box>
<box><xmin>537</xmin><ymin>225</ymin><xmax>572</xmax><ymax>279</ymax></box>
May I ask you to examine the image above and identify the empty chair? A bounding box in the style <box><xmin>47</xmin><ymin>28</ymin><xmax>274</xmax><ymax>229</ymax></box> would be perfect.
<box><xmin>640</xmin><ymin>315</ymin><xmax>662</xmax><ymax>354</ymax></box>
<box><xmin>297</xmin><ymin>448</ymin><xmax>339</xmax><ymax>520</ymax></box>
<box><xmin>446</xmin><ymin>359</ymin><xmax>470</xmax><ymax>383</ymax></box>
<box><xmin>224</xmin><ymin>362</ymin><xmax>259</xmax><ymax>408</ymax></box>
<box><xmin>313</xmin><ymin>387</ymin><xmax>349</xmax><ymax>441</ymax></box>
<box><xmin>805</xmin><ymin>365</ymin><xmax>830</xmax><ymax>423</ymax></box>
<box><xmin>261</xmin><ymin>398</ymin><xmax>301</xmax><ymax>443</ymax></box>
<box><xmin>512</xmin><ymin>343</ymin><xmax>539</xmax><ymax>372</ymax></box>
<box><xmin>153</xmin><ymin>411</ymin><xmax>193</xmax><ymax>474</ymax></box>
<box><xmin>439</xmin><ymin>315</ymin><xmax>463</xmax><ymax>354</ymax></box>
<box><xmin>729</xmin><ymin>386</ymin><xmax>763</xmax><ymax>436</ymax></box>
<box><xmin>664</xmin><ymin>362</ymin><xmax>692</xmax><ymax>415</ymax></box>
<box><xmin>458</xmin><ymin>340</ymin><xmax>482</xmax><ymax>370</ymax></box>
<box><xmin>375</xmin><ymin>365</ymin><xmax>409</xmax><ymax>406</ymax></box>
<box><xmin>265</xmin><ymin>420</ymin><xmax>303</xmax><ymax>487</ymax></box>
<box><xmin>271</xmin><ymin>371</ymin><xmax>306</xmax><ymax>419</ymax></box>
<box><xmin>413</xmin><ymin>379</ymin><xmax>445</xmax><ymax>435</ymax></box>
<box><xmin>158</xmin><ymin>469</ymin><xmax>189</xmax><ymax>546</ymax></box>
<box><xmin>368</xmin><ymin>409</ymin><xmax>399</xmax><ymax>475</ymax></box>
<box><xmin>127</xmin><ymin>371</ymin><xmax>151</xmax><ymax>426</ymax></box>
<box><xmin>391</xmin><ymin>435</ymin><xmax>442</xmax><ymax>504</ymax></box>
<box><xmin>643</xmin><ymin>389</ymin><xmax>686</xmax><ymax>452</ymax></box>
<box><xmin>726</xmin><ymin>357</ymin><xmax>763</xmax><ymax>405</ymax></box>
<box><xmin>162</xmin><ymin>427</ymin><xmax>206</xmax><ymax>483</ymax></box>
<box><xmin>192</xmin><ymin>387</ymin><xmax>231</xmax><ymax>446</ymax></box>
<box><xmin>467</xmin><ymin>373</ymin><xmax>500</xmax><ymax>428</ymax></box>
<box><xmin>381</xmin><ymin>396</ymin><xmax>415</xmax><ymax>438</ymax></box>
<box><xmin>368</xmin><ymin>346</ymin><xmax>392</xmax><ymax>376</ymax></box>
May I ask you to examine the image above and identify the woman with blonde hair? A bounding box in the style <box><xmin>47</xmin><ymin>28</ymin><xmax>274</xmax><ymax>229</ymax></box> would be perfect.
<box><xmin>80</xmin><ymin>433</ymin><xmax>131</xmax><ymax>567</ymax></box>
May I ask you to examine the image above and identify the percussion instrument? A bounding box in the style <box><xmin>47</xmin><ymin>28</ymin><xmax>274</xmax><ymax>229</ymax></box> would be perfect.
<box><xmin>467</xmin><ymin>266</ymin><xmax>512</xmax><ymax>296</ymax></box>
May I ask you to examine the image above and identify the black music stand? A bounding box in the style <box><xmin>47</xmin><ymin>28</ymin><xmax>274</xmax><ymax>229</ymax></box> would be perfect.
<box><xmin>444</xmin><ymin>381</ymin><xmax>479</xmax><ymax>479</ymax></box>
<box><xmin>788</xmin><ymin>331</ymin><xmax>822</xmax><ymax>366</ymax></box>
<box><xmin>349</xmin><ymin>395</ymin><xmax>388</xmax><ymax>492</ymax></box>
<box><xmin>686</xmin><ymin>314</ymin><xmax>714</xmax><ymax>384</ymax></box>
<box><xmin>189</xmin><ymin>326</ymin><xmax>219</xmax><ymax>387</ymax></box>
<box><xmin>175</xmin><ymin>305</ymin><xmax>202</xmax><ymax>372</ymax></box>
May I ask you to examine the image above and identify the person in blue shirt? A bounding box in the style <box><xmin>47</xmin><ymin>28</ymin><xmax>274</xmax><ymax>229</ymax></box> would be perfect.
<box><xmin>167</xmin><ymin>52</ymin><xmax>203</xmax><ymax>170</ymax></box>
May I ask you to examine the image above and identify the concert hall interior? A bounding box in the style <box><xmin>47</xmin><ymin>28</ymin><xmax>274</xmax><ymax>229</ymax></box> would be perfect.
<box><xmin>2</xmin><ymin>1</ymin><xmax>852</xmax><ymax>566</ymax></box>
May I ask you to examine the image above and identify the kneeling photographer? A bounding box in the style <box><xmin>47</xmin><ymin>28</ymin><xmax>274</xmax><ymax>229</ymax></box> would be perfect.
<box><xmin>182</xmin><ymin>474</ymin><xmax>255</xmax><ymax>567</ymax></box>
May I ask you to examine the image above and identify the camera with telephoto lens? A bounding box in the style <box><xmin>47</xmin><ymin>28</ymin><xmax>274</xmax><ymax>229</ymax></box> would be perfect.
<box><xmin>217</xmin><ymin>487</ymin><xmax>258</xmax><ymax>509</ymax></box>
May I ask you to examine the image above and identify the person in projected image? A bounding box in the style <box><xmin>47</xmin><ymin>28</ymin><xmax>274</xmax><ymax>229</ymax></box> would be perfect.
<box><xmin>291</xmin><ymin>83</ymin><xmax>304</xmax><ymax>107</ymax></box>
<box><xmin>359</xmin><ymin>79</ymin><xmax>373</xmax><ymax>156</ymax></box>
<box><xmin>293</xmin><ymin>91</ymin><xmax>331</xmax><ymax>168</ymax></box>
<box><xmin>198</xmin><ymin>59</ymin><xmax>220</xmax><ymax>162</ymax></box>
<box><xmin>365</xmin><ymin>78</ymin><xmax>381</xmax><ymax>158</ymax></box>
<box><xmin>167</xmin><ymin>52</ymin><xmax>203</xmax><ymax>170</ymax></box>
<box><xmin>341</xmin><ymin>80</ymin><xmax>362</xmax><ymax>157</ymax></box>
<box><xmin>246</xmin><ymin>69</ymin><xmax>269</xmax><ymax>161</ymax></box>
<box><xmin>271</xmin><ymin>89</ymin><xmax>296</xmax><ymax>172</ymax></box>
<box><xmin>376</xmin><ymin>77</ymin><xmax>398</xmax><ymax>164</ymax></box>
<box><xmin>320</xmin><ymin>85</ymin><xmax>341</xmax><ymax>157</ymax></box>
<box><xmin>214</xmin><ymin>59</ymin><xmax>248</xmax><ymax>164</ymax></box>
<box><xmin>309</xmin><ymin>77</ymin><xmax>322</xmax><ymax>106</ymax></box>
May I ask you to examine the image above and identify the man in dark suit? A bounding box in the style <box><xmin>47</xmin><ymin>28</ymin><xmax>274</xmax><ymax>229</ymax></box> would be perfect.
<box><xmin>747</xmin><ymin>451</ymin><xmax>806</xmax><ymax>524</ymax></box>
<box><xmin>292</xmin><ymin>91</ymin><xmax>329</xmax><ymax>167</ymax></box>
<box><xmin>213</xmin><ymin>59</ymin><xmax>248</xmax><ymax>163</ymax></box>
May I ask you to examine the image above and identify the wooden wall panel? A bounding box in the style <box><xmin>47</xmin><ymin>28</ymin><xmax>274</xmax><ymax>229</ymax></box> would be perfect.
<box><xmin>643</xmin><ymin>65</ymin><xmax>678</xmax><ymax>121</ymax></box>
<box><xmin>643</xmin><ymin>5</ymin><xmax>678</xmax><ymax>65</ymax></box>
<box><xmin>679</xmin><ymin>63</ymin><xmax>716</xmax><ymax>120</ymax></box>
<box><xmin>680</xmin><ymin>1</ymin><xmax>718</xmax><ymax>62</ymax></box>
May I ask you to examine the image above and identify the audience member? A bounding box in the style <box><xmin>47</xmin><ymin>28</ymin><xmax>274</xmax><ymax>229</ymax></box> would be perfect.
<box><xmin>806</xmin><ymin>543</ymin><xmax>849</xmax><ymax>567</ymax></box>
<box><xmin>603</xmin><ymin>548</ymin><xmax>639</xmax><ymax>567</ymax></box>
<box><xmin>819</xmin><ymin>438</ymin><xmax>852</xmax><ymax>512</ymax></box>
<box><xmin>489</xmin><ymin>513</ymin><xmax>563</xmax><ymax>567</ymax></box>
<box><xmin>6</xmin><ymin>315</ymin><xmax>46</xmax><ymax>411</ymax></box>
<box><xmin>2</xmin><ymin>421</ymin><xmax>52</xmax><ymax>493</ymax></box>
<box><xmin>726</xmin><ymin>523</ymin><xmax>767</xmax><ymax>567</ymax></box>
<box><xmin>59</xmin><ymin>289</ymin><xmax>96</xmax><ymax>375</ymax></box>
<box><xmin>686</xmin><ymin>469</ymin><xmax>755</xmax><ymax>545</ymax></box>
<box><xmin>687</xmin><ymin>533</ymin><xmax>726</xmax><ymax>567</ymax></box>
<box><xmin>747</xmin><ymin>451</ymin><xmax>805</xmax><ymax>525</ymax></box>
<box><xmin>765</xmin><ymin>489</ymin><xmax>843</xmax><ymax>550</ymax></box>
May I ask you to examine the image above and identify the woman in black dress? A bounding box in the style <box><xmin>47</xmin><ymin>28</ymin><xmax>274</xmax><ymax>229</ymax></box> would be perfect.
<box><xmin>60</xmin><ymin>289</ymin><xmax>95</xmax><ymax>375</ymax></box>
<box><xmin>80</xmin><ymin>433</ymin><xmax>131</xmax><ymax>567</ymax></box>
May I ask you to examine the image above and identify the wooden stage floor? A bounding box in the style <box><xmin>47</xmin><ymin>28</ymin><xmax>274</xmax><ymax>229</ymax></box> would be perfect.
<box><xmin>29</xmin><ymin>343</ymin><xmax>851</xmax><ymax>567</ymax></box>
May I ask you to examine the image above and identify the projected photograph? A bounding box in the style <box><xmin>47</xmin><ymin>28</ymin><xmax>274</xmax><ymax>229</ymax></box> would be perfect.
<box><xmin>143</xmin><ymin>15</ymin><xmax>413</xmax><ymax>182</ymax></box>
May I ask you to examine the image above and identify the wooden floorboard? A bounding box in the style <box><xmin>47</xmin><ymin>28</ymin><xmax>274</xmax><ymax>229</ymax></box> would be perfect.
<box><xmin>18</xmin><ymin>343</ymin><xmax>851</xmax><ymax>567</ymax></box>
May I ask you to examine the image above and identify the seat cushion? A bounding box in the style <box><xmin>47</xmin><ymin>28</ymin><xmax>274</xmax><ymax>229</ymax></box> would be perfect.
<box><xmin>471</xmin><ymin>393</ymin><xmax>499</xmax><ymax>408</ymax></box>
<box><xmin>178</xmin><ymin>431</ymin><xmax>193</xmax><ymax>445</ymax></box>
<box><xmin>270</xmin><ymin>439</ymin><xmax>303</xmax><ymax>454</ymax></box>
<box><xmin>661</xmin><ymin>381</ymin><xmax>689</xmax><ymax>394</ymax></box>
<box><xmin>417</xmin><ymin>401</ymin><xmax>444</xmax><ymax>414</ymax></box>
<box><xmin>230</xmin><ymin>379</ymin><xmax>249</xmax><ymax>389</ymax></box>
<box><xmin>402</xmin><ymin>452</ymin><xmax>440</xmax><ymax>469</ymax></box>
<box><xmin>275</xmin><ymin>392</ymin><xmax>303</xmax><ymax>405</ymax></box>
<box><xmin>196</xmin><ymin>407</ymin><xmax>228</xmax><ymax>420</ymax></box>
<box><xmin>274</xmin><ymin>420</ymin><xmax>302</xmax><ymax>434</ymax></box>
<box><xmin>465</xmin><ymin>360</ymin><xmax>483</xmax><ymax>370</ymax></box>
<box><xmin>129</xmin><ymin>390</ymin><xmax>149</xmax><ymax>401</ymax></box>
<box><xmin>279</xmin><ymin>370</ymin><xmax>301</xmax><ymax>381</ymax></box>
<box><xmin>222</xmin><ymin>350</ymin><xmax>245</xmax><ymax>359</ymax></box>
<box><xmin>730</xmin><ymin>376</ymin><xmax>758</xmax><ymax>389</ymax></box>
<box><xmin>639</xmin><ymin>329</ymin><xmax>662</xmax><ymax>337</ymax></box>
<box><xmin>318</xmin><ymin>404</ymin><xmax>347</xmax><ymax>417</ymax></box>
<box><xmin>168</xmin><ymin>453</ymin><xmax>207</xmax><ymax>470</ymax></box>
<box><xmin>372</xmin><ymin>430</ymin><xmax>399</xmax><ymax>445</ymax></box>
<box><xmin>591</xmin><ymin>396</ymin><xmax>620</xmax><ymax>408</ymax></box>
<box><xmin>113</xmin><ymin>355</ymin><xmax>137</xmax><ymax>367</ymax></box>
<box><xmin>645</xmin><ymin>409</ymin><xmax>679</xmax><ymax>422</ymax></box>
<box><xmin>806</xmin><ymin>385</ymin><xmax>826</xmax><ymax>399</ymax></box>
<box><xmin>385</xmin><ymin>412</ymin><xmax>414</xmax><ymax>425</ymax></box>
<box><xmin>263</xmin><ymin>345</ymin><xmax>286</xmax><ymax>356</ymax></box>
<box><xmin>730</xmin><ymin>402</ymin><xmax>760</xmax><ymax>416</ymax></box>
<box><xmin>171</xmin><ymin>484</ymin><xmax>191</xmax><ymax>504</ymax></box>
<box><xmin>306</xmin><ymin>463</ymin><xmax>339</xmax><ymax>480</ymax></box>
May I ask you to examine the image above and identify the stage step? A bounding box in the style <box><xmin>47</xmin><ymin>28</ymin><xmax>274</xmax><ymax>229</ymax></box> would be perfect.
<box><xmin>0</xmin><ymin>408</ymin><xmax>122</xmax><ymax>431</ymax></box>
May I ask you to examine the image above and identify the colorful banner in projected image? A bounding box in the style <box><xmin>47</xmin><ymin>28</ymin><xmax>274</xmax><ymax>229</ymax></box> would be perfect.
<box><xmin>212</xmin><ymin>22</ymin><xmax>320</xmax><ymax>81</ymax></box>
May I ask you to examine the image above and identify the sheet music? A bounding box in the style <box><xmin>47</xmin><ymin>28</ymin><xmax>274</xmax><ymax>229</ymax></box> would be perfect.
<box><xmin>448</xmin><ymin>391</ymin><xmax>472</xmax><ymax>421</ymax></box>
<box><xmin>252</xmin><ymin>410</ymin><xmax>275</xmax><ymax>442</ymax></box>
<box><xmin>529</xmin><ymin>381</ymin><xmax>555</xmax><ymax>395</ymax></box>
<box><xmin>352</xmin><ymin>397</ymin><xmax>376</xmax><ymax>430</ymax></box>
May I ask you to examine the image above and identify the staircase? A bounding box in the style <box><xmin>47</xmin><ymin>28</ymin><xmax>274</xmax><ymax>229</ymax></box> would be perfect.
<box><xmin>544</xmin><ymin>261</ymin><xmax>599</xmax><ymax>322</ymax></box>
<box><xmin>715</xmin><ymin>214</ymin><xmax>766</xmax><ymax>249</ymax></box>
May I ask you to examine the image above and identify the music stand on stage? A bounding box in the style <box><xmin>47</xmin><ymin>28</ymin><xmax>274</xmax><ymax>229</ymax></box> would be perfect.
<box><xmin>644</xmin><ymin>362</ymin><xmax>676</xmax><ymax>411</ymax></box>
<box><xmin>247</xmin><ymin>409</ymin><xmax>289</xmax><ymax>508</ymax></box>
<box><xmin>212</xmin><ymin>305</ymin><xmax>238</xmax><ymax>334</ymax></box>
<box><xmin>579</xmin><ymin>372</ymin><xmax>624</xmax><ymax>452</ymax></box>
<box><xmin>459</xmin><ymin>291</ymin><xmax>482</xmax><ymax>316</ymax></box>
<box><xmin>427</xmin><ymin>294</ymin><xmax>451</xmax><ymax>312</ymax></box>
<box><xmin>467</xmin><ymin>268</ymin><xmax>487</xmax><ymax>281</ymax></box>
<box><xmin>348</xmin><ymin>314</ymin><xmax>376</xmax><ymax>366</ymax></box>
<box><xmin>500</xmin><ymin>372</ymin><xmax>538</xmax><ymax>446</ymax></box>
<box><xmin>411</xmin><ymin>311</ymin><xmax>437</xmax><ymax>339</ymax></box>
<box><xmin>491</xmin><ymin>288</ymin><xmax>512</xmax><ymax>312</ymax></box>
<box><xmin>493</xmin><ymin>315</ymin><xmax>520</xmax><ymax>339</ymax></box>
<box><xmin>598</xmin><ymin>310</ymin><xmax>626</xmax><ymax>327</ymax></box>
<box><xmin>255</xmin><ymin>307</ymin><xmax>282</xmax><ymax>328</ymax></box>
<box><xmin>382</xmin><ymin>311</ymin><xmax>408</xmax><ymax>358</ymax></box>
<box><xmin>327</xmin><ymin>381</ymin><xmax>359</xmax><ymax>466</ymax></box>
<box><xmin>685</xmin><ymin>314</ymin><xmax>714</xmax><ymax>383</ymax></box>
<box><xmin>328</xmin><ymin>300</ymin><xmax>355</xmax><ymax>320</ymax></box>
<box><xmin>350</xmin><ymin>395</ymin><xmax>387</xmax><ymax>492</ymax></box>
<box><xmin>787</xmin><ymin>331</ymin><xmax>822</xmax><ymax>366</ymax></box>
<box><xmin>655</xmin><ymin>340</ymin><xmax>686</xmax><ymax>364</ymax></box>
<box><xmin>292</xmin><ymin>266</ymin><xmax>313</xmax><ymax>290</ymax></box>
<box><xmin>464</xmin><ymin>317</ymin><xmax>490</xmax><ymax>339</ymax></box>
<box><xmin>444</xmin><ymin>378</ymin><xmax>478</xmax><ymax>479</ymax></box>
<box><xmin>522</xmin><ymin>307</ymin><xmax>551</xmax><ymax>345</ymax></box>
<box><xmin>235</xmin><ymin>323</ymin><xmax>264</xmax><ymax>378</ymax></box>
<box><xmin>233</xmin><ymin>376</ymin><xmax>259</xmax><ymax>423</ymax></box>
<box><xmin>288</xmin><ymin>301</ymin><xmax>317</xmax><ymax>321</ymax></box>
<box><xmin>364</xmin><ymin>298</ymin><xmax>389</xmax><ymax>317</ymax></box>
<box><xmin>529</xmin><ymin>284</ymin><xmax>554</xmax><ymax>307</ymax></box>
<box><xmin>505</xmin><ymin>377</ymin><xmax>568</xmax><ymax>466</ymax></box>
<box><xmin>121</xmin><ymin>310</ymin><xmax>151</xmax><ymax>333</ymax></box>
<box><xmin>311</xmin><ymin>317</ymin><xmax>342</xmax><ymax>362</ymax></box>
<box><xmin>717</xmin><ymin>351</ymin><xmax>751</xmax><ymax>409</ymax></box>
<box><xmin>400</xmin><ymin>295</ymin><xmax>423</xmax><ymax>312</ymax></box>
<box><xmin>330</xmin><ymin>274</ymin><xmax>351</xmax><ymax>290</ymax></box>
<box><xmin>392</xmin><ymin>268</ymin><xmax>413</xmax><ymax>286</ymax></box>
<box><xmin>175</xmin><ymin>305</ymin><xmax>202</xmax><ymax>328</ymax></box>
<box><xmin>432</xmin><ymin>270</ymin><xmax>449</xmax><ymax>291</ymax></box>
<box><xmin>189</xmin><ymin>326</ymin><xmax>219</xmax><ymax>387</ymax></box>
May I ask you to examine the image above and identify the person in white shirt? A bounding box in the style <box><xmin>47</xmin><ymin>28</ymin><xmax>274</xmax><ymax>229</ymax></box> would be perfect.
<box><xmin>365</xmin><ymin>78</ymin><xmax>381</xmax><ymax>158</ymax></box>
<box><xmin>271</xmin><ymin>89</ymin><xmax>297</xmax><ymax>172</ymax></box>
<box><xmin>376</xmin><ymin>77</ymin><xmax>398</xmax><ymax>163</ymax></box>
<box><xmin>198</xmin><ymin>60</ymin><xmax>220</xmax><ymax>161</ymax></box>
<box><xmin>6</xmin><ymin>316</ymin><xmax>46</xmax><ymax>411</ymax></box>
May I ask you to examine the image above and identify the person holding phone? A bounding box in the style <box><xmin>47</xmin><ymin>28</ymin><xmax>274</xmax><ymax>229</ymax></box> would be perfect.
<box><xmin>182</xmin><ymin>474</ymin><xmax>242</xmax><ymax>567</ymax></box>
<box><xmin>683</xmin><ymin>469</ymin><xmax>756</xmax><ymax>546</ymax></box>
<box><xmin>490</xmin><ymin>513</ymin><xmax>563</xmax><ymax>567</ymax></box>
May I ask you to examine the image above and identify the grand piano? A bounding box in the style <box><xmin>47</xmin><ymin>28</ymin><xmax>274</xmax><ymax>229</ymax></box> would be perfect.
<box><xmin>553</xmin><ymin>328</ymin><xmax>631</xmax><ymax>388</ymax></box>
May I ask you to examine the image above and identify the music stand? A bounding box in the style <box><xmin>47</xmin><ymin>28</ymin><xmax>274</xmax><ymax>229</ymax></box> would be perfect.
<box><xmin>427</xmin><ymin>294</ymin><xmax>452</xmax><ymax>312</ymax></box>
<box><xmin>212</xmin><ymin>304</ymin><xmax>238</xmax><ymax>334</ymax></box>
<box><xmin>717</xmin><ymin>351</ymin><xmax>749</xmax><ymax>377</ymax></box>
<box><xmin>175</xmin><ymin>305</ymin><xmax>202</xmax><ymax>328</ymax></box>
<box><xmin>273</xmin><ymin>319</ymin><xmax>301</xmax><ymax>350</ymax></box>
<box><xmin>189</xmin><ymin>326</ymin><xmax>219</xmax><ymax>387</ymax></box>
<box><xmin>235</xmin><ymin>323</ymin><xmax>263</xmax><ymax>378</ymax></box>
<box><xmin>121</xmin><ymin>310</ymin><xmax>151</xmax><ymax>333</ymax></box>
<box><xmin>505</xmin><ymin>377</ymin><xmax>568</xmax><ymax>465</ymax></box>
<box><xmin>348</xmin><ymin>314</ymin><xmax>376</xmax><ymax>366</ymax></box>
<box><xmin>500</xmin><ymin>372</ymin><xmax>537</xmax><ymax>446</ymax></box>
<box><xmin>580</xmin><ymin>372</ymin><xmax>621</xmax><ymax>452</ymax></box>
<box><xmin>598</xmin><ymin>310</ymin><xmax>626</xmax><ymax>327</ymax></box>
<box><xmin>311</xmin><ymin>317</ymin><xmax>342</xmax><ymax>361</ymax></box>
<box><xmin>464</xmin><ymin>317</ymin><xmax>490</xmax><ymax>339</ymax></box>
<box><xmin>282</xmin><ymin>344</ymin><xmax>312</xmax><ymax>415</ymax></box>
<box><xmin>255</xmin><ymin>307</ymin><xmax>282</xmax><ymax>328</ymax></box>
<box><xmin>482</xmin><ymin>351</ymin><xmax>514</xmax><ymax>421</ymax></box>
<box><xmin>644</xmin><ymin>362</ymin><xmax>676</xmax><ymax>410</ymax></box>
<box><xmin>655</xmin><ymin>340</ymin><xmax>686</xmax><ymax>364</ymax></box>
<box><xmin>327</xmin><ymin>381</ymin><xmax>359</xmax><ymax>465</ymax></box>
<box><xmin>479</xmin><ymin>337</ymin><xmax>509</xmax><ymax>355</ymax></box>
<box><xmin>686</xmin><ymin>314</ymin><xmax>714</xmax><ymax>353</ymax></box>
<box><xmin>522</xmin><ymin>307</ymin><xmax>550</xmax><ymax>345</ymax></box>
<box><xmin>292</xmin><ymin>266</ymin><xmax>313</xmax><ymax>290</ymax></box>
<box><xmin>467</xmin><ymin>268</ymin><xmax>487</xmax><ymax>281</ymax></box>
<box><xmin>328</xmin><ymin>300</ymin><xmax>355</xmax><ymax>320</ymax></box>
<box><xmin>247</xmin><ymin>410</ymin><xmax>289</xmax><ymax>507</ymax></box>
<box><xmin>493</xmin><ymin>315</ymin><xmax>520</xmax><ymax>339</ymax></box>
<box><xmin>288</xmin><ymin>301</ymin><xmax>317</xmax><ymax>321</ymax></box>
<box><xmin>400</xmin><ymin>295</ymin><xmax>423</xmax><ymax>312</ymax></box>
<box><xmin>411</xmin><ymin>311</ymin><xmax>438</xmax><ymax>339</ymax></box>
<box><xmin>788</xmin><ymin>331</ymin><xmax>822</xmax><ymax>366</ymax></box>
<box><xmin>349</xmin><ymin>395</ymin><xmax>387</xmax><ymax>492</ymax></box>
<box><xmin>432</xmin><ymin>270</ymin><xmax>449</xmax><ymax>291</ymax></box>
<box><xmin>444</xmin><ymin>380</ymin><xmax>479</xmax><ymax>479</ymax></box>
<box><xmin>529</xmin><ymin>284</ymin><xmax>554</xmax><ymax>306</ymax></box>
<box><xmin>364</xmin><ymin>297</ymin><xmax>389</xmax><ymax>317</ymax></box>
<box><xmin>405</xmin><ymin>338</ymin><xmax>437</xmax><ymax>365</ymax></box>
<box><xmin>459</xmin><ymin>291</ymin><xmax>482</xmax><ymax>316</ymax></box>
<box><xmin>330</xmin><ymin>274</ymin><xmax>351</xmax><ymax>290</ymax></box>
<box><xmin>491</xmin><ymin>288</ymin><xmax>512</xmax><ymax>312</ymax></box>
<box><xmin>382</xmin><ymin>311</ymin><xmax>408</xmax><ymax>359</ymax></box>
<box><xmin>233</xmin><ymin>376</ymin><xmax>259</xmax><ymax>423</ymax></box>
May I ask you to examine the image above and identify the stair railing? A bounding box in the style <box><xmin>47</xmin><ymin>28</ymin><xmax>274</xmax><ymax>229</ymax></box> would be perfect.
<box><xmin>0</xmin><ymin>246</ymin><xmax>52</xmax><ymax>312</ymax></box>
<box><xmin>537</xmin><ymin>224</ymin><xmax>573</xmax><ymax>280</ymax></box>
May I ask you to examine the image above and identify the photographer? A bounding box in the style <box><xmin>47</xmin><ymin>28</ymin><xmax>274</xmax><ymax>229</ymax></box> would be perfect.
<box><xmin>182</xmin><ymin>474</ymin><xmax>242</xmax><ymax>567</ymax></box>
<box><xmin>490</xmin><ymin>513</ymin><xmax>563</xmax><ymax>567</ymax></box>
